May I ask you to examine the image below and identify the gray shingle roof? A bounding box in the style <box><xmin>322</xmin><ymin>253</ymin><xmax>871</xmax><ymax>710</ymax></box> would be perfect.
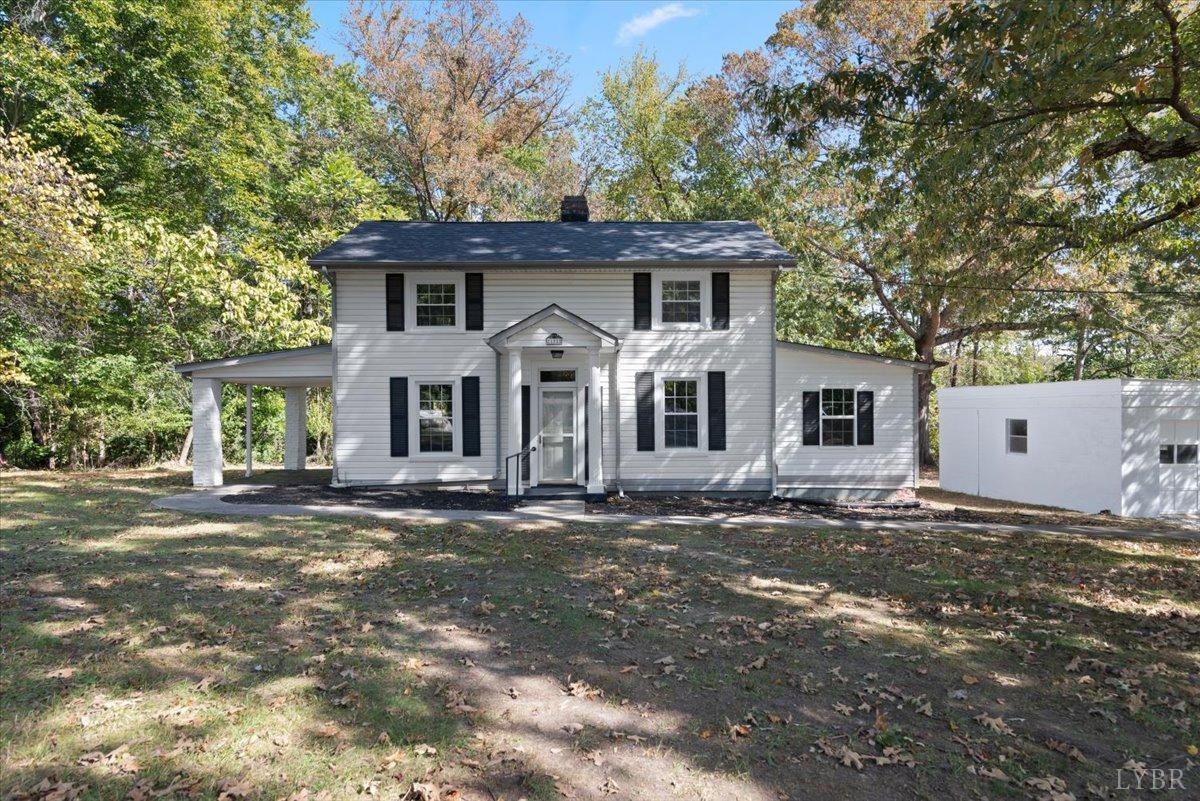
<box><xmin>308</xmin><ymin>221</ymin><xmax>793</xmax><ymax>267</ymax></box>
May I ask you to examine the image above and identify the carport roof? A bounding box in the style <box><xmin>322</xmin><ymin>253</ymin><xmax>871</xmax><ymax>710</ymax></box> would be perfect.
<box><xmin>174</xmin><ymin>344</ymin><xmax>332</xmax><ymax>386</ymax></box>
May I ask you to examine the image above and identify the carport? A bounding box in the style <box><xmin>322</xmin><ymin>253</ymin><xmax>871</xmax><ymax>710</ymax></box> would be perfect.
<box><xmin>174</xmin><ymin>345</ymin><xmax>332</xmax><ymax>487</ymax></box>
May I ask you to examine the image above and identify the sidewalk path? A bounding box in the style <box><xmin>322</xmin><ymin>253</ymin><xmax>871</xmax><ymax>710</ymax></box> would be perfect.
<box><xmin>152</xmin><ymin>484</ymin><xmax>1200</xmax><ymax>543</ymax></box>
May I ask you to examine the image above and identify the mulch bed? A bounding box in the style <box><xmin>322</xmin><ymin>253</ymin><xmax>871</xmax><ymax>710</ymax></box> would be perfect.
<box><xmin>587</xmin><ymin>494</ymin><xmax>1189</xmax><ymax>532</ymax></box>
<box><xmin>223</xmin><ymin>483</ymin><xmax>518</xmax><ymax>511</ymax></box>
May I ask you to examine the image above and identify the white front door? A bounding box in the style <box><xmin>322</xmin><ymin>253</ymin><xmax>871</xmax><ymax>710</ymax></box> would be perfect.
<box><xmin>1160</xmin><ymin>421</ymin><xmax>1200</xmax><ymax>514</ymax></box>
<box><xmin>540</xmin><ymin>388</ymin><xmax>577</xmax><ymax>483</ymax></box>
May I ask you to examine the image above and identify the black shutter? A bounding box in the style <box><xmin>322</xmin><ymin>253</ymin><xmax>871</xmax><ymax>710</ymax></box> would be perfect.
<box><xmin>636</xmin><ymin>371</ymin><xmax>655</xmax><ymax>451</ymax></box>
<box><xmin>465</xmin><ymin>273</ymin><xmax>483</xmax><ymax>331</ymax></box>
<box><xmin>633</xmin><ymin>273</ymin><xmax>651</xmax><ymax>331</ymax></box>
<box><xmin>584</xmin><ymin>387</ymin><xmax>590</xmax><ymax>482</ymax></box>
<box><xmin>707</xmin><ymin>371</ymin><xmax>726</xmax><ymax>451</ymax></box>
<box><xmin>390</xmin><ymin>377</ymin><xmax>408</xmax><ymax>456</ymax></box>
<box><xmin>385</xmin><ymin>274</ymin><xmax>404</xmax><ymax>331</ymax></box>
<box><xmin>712</xmin><ymin>272</ymin><xmax>730</xmax><ymax>330</ymax></box>
<box><xmin>521</xmin><ymin>384</ymin><xmax>531</xmax><ymax>480</ymax></box>
<box><xmin>856</xmin><ymin>390</ymin><xmax>874</xmax><ymax>446</ymax></box>
<box><xmin>802</xmin><ymin>391</ymin><xmax>820</xmax><ymax>446</ymax></box>
<box><xmin>462</xmin><ymin>376</ymin><xmax>481</xmax><ymax>456</ymax></box>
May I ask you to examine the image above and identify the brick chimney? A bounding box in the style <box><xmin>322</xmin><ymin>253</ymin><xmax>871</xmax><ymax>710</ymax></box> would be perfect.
<box><xmin>560</xmin><ymin>195</ymin><xmax>589</xmax><ymax>222</ymax></box>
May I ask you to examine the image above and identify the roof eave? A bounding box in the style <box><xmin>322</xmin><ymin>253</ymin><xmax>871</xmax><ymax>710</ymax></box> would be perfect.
<box><xmin>308</xmin><ymin>258</ymin><xmax>794</xmax><ymax>270</ymax></box>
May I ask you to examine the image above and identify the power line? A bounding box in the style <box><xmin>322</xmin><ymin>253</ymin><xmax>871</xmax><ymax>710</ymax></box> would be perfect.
<box><xmin>827</xmin><ymin>273</ymin><xmax>1200</xmax><ymax>301</ymax></box>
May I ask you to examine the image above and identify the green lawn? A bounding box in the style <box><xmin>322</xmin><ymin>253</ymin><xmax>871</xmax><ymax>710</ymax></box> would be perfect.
<box><xmin>2</xmin><ymin>471</ymin><xmax>1197</xmax><ymax>800</ymax></box>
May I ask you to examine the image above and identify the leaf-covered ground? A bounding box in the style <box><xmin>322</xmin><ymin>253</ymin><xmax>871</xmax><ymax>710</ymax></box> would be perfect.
<box><xmin>2</xmin><ymin>471</ymin><xmax>1197</xmax><ymax>801</ymax></box>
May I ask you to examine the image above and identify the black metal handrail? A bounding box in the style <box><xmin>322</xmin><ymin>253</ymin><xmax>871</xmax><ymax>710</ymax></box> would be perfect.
<box><xmin>504</xmin><ymin>446</ymin><xmax>536</xmax><ymax>496</ymax></box>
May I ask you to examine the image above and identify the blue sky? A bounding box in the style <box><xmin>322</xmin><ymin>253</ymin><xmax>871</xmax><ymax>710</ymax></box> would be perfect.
<box><xmin>304</xmin><ymin>1</ymin><xmax>795</xmax><ymax>110</ymax></box>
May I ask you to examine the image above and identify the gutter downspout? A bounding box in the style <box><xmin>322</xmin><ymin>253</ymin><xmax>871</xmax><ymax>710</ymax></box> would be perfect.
<box><xmin>494</xmin><ymin>349</ymin><xmax>502</xmax><ymax>481</ymax></box>
<box><xmin>319</xmin><ymin>266</ymin><xmax>339</xmax><ymax>486</ymax></box>
<box><xmin>769</xmin><ymin>268</ymin><xmax>779</xmax><ymax>497</ymax></box>
<box><xmin>612</xmin><ymin>341</ymin><xmax>624</xmax><ymax>497</ymax></box>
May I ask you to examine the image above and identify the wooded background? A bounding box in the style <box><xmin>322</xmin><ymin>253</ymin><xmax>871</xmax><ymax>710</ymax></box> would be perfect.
<box><xmin>2</xmin><ymin>0</ymin><xmax>1197</xmax><ymax>470</ymax></box>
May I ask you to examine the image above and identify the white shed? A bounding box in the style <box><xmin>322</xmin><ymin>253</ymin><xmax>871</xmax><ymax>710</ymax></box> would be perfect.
<box><xmin>938</xmin><ymin>379</ymin><xmax>1200</xmax><ymax>518</ymax></box>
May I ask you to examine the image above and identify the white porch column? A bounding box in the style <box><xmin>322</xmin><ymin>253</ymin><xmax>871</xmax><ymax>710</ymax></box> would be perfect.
<box><xmin>507</xmin><ymin>349</ymin><xmax>524</xmax><ymax>495</ymax></box>
<box><xmin>244</xmin><ymin>385</ymin><xmax>253</xmax><ymax>477</ymax></box>
<box><xmin>586</xmin><ymin>346</ymin><xmax>604</xmax><ymax>494</ymax></box>
<box><xmin>283</xmin><ymin>386</ymin><xmax>307</xmax><ymax>471</ymax></box>
<box><xmin>192</xmin><ymin>378</ymin><xmax>224</xmax><ymax>487</ymax></box>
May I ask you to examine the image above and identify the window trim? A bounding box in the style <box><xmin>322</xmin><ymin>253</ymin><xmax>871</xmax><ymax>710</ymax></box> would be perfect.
<box><xmin>652</xmin><ymin>271</ymin><xmax>711</xmax><ymax>330</ymax></box>
<box><xmin>407</xmin><ymin>376</ymin><xmax>462</xmax><ymax>458</ymax></box>
<box><xmin>819</xmin><ymin>387</ymin><xmax>857</xmax><ymax>448</ymax></box>
<box><xmin>1006</xmin><ymin>418</ymin><xmax>1028</xmax><ymax>454</ymax></box>
<box><xmin>407</xmin><ymin>272</ymin><xmax>465</xmax><ymax>331</ymax></box>
<box><xmin>655</xmin><ymin>373</ymin><xmax>707</xmax><ymax>453</ymax></box>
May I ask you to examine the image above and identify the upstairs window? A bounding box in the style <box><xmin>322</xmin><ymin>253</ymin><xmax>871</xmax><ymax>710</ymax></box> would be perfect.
<box><xmin>661</xmin><ymin>280</ymin><xmax>702</xmax><ymax>323</ymax></box>
<box><xmin>820</xmin><ymin>388</ymin><xmax>855</xmax><ymax>446</ymax></box>
<box><xmin>1177</xmin><ymin>444</ymin><xmax>1199</xmax><ymax>464</ymax></box>
<box><xmin>418</xmin><ymin>383</ymin><xmax>454</xmax><ymax>452</ymax></box>
<box><xmin>1007</xmin><ymin>418</ymin><xmax>1028</xmax><ymax>454</ymax></box>
<box><xmin>663</xmin><ymin>379</ymin><xmax>699</xmax><ymax>448</ymax></box>
<box><xmin>1160</xmin><ymin>444</ymin><xmax>1176</xmax><ymax>464</ymax></box>
<box><xmin>415</xmin><ymin>283</ymin><xmax>457</xmax><ymax>327</ymax></box>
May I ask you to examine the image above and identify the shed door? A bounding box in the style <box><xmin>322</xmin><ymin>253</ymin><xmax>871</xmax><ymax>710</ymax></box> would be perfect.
<box><xmin>1159</xmin><ymin>421</ymin><xmax>1200</xmax><ymax>515</ymax></box>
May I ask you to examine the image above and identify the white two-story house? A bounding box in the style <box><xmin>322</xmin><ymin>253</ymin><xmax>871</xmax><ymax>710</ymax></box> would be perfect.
<box><xmin>176</xmin><ymin>196</ymin><xmax>928</xmax><ymax>501</ymax></box>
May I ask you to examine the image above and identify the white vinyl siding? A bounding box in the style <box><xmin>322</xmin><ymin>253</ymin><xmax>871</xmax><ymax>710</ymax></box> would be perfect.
<box><xmin>332</xmin><ymin>267</ymin><xmax>775</xmax><ymax>489</ymax></box>
<box><xmin>775</xmin><ymin>345</ymin><xmax>917</xmax><ymax>494</ymax></box>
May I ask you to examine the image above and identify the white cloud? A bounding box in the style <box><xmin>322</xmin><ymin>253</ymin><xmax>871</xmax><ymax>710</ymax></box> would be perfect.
<box><xmin>615</xmin><ymin>3</ymin><xmax>701</xmax><ymax>45</ymax></box>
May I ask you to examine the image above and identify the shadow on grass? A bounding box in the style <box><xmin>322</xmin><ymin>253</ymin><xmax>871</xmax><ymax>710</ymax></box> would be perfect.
<box><xmin>2</xmin><ymin>471</ymin><xmax>1197</xmax><ymax>800</ymax></box>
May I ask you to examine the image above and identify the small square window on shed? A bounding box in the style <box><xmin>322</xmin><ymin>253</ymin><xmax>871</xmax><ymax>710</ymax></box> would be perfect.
<box><xmin>1160</xmin><ymin>444</ymin><xmax>1176</xmax><ymax>464</ymax></box>
<box><xmin>1178</xmin><ymin>444</ymin><xmax>1199</xmax><ymax>464</ymax></box>
<box><xmin>1007</xmin><ymin>419</ymin><xmax>1028</xmax><ymax>454</ymax></box>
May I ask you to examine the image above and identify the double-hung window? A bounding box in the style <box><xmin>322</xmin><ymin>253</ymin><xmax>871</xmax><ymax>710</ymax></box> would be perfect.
<box><xmin>820</xmin><ymin>388</ymin><xmax>856</xmax><ymax>446</ymax></box>
<box><xmin>653</xmin><ymin>273</ymin><xmax>710</xmax><ymax>329</ymax></box>
<box><xmin>417</xmin><ymin>382</ymin><xmax>454</xmax><ymax>453</ymax></box>
<box><xmin>415</xmin><ymin>283</ymin><xmax>456</xmax><ymax>327</ymax></box>
<box><xmin>663</xmin><ymin>378</ymin><xmax>699</xmax><ymax>448</ymax></box>
<box><xmin>1007</xmin><ymin>419</ymin><xmax>1028</xmax><ymax>454</ymax></box>
<box><xmin>661</xmin><ymin>280</ymin><xmax>702</xmax><ymax>323</ymax></box>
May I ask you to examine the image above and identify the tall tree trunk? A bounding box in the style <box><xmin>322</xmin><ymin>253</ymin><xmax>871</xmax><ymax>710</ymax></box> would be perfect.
<box><xmin>915</xmin><ymin>326</ymin><xmax>939</xmax><ymax>468</ymax></box>
<box><xmin>949</xmin><ymin>339</ymin><xmax>962</xmax><ymax>387</ymax></box>
<box><xmin>970</xmin><ymin>339</ymin><xmax>979</xmax><ymax>385</ymax></box>
<box><xmin>178</xmin><ymin>425</ymin><xmax>194</xmax><ymax>466</ymax></box>
<box><xmin>24</xmin><ymin>387</ymin><xmax>46</xmax><ymax>445</ymax></box>
<box><xmin>1073</xmin><ymin>318</ymin><xmax>1089</xmax><ymax>380</ymax></box>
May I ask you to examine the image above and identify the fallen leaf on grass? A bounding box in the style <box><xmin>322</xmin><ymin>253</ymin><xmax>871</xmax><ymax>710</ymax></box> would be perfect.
<box><xmin>974</xmin><ymin>714</ymin><xmax>1015</xmax><ymax>736</ymax></box>
<box><xmin>413</xmin><ymin>743</ymin><xmax>437</xmax><ymax>757</ymax></box>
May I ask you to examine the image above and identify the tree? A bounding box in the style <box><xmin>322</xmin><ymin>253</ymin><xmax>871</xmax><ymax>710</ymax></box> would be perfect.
<box><xmin>345</xmin><ymin>0</ymin><xmax>574</xmax><ymax>221</ymax></box>
<box><xmin>765</xmin><ymin>0</ymin><xmax>1200</xmax><ymax>254</ymax></box>
<box><xmin>759</xmin><ymin>0</ymin><xmax>1086</xmax><ymax>464</ymax></box>
<box><xmin>0</xmin><ymin>131</ymin><xmax>100</xmax><ymax>334</ymax></box>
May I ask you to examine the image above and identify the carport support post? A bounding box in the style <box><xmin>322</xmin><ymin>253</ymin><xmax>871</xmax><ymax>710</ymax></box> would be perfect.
<box><xmin>191</xmin><ymin>378</ymin><xmax>224</xmax><ymax>487</ymax></box>
<box><xmin>244</xmin><ymin>385</ymin><xmax>253</xmax><ymax>478</ymax></box>
<box><xmin>283</xmin><ymin>386</ymin><xmax>307</xmax><ymax>471</ymax></box>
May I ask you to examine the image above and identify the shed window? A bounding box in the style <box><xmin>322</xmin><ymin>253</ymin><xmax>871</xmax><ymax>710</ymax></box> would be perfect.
<box><xmin>1007</xmin><ymin>419</ymin><xmax>1028</xmax><ymax>454</ymax></box>
<box><xmin>1178</xmin><ymin>444</ymin><xmax>1199</xmax><ymax>464</ymax></box>
<box><xmin>418</xmin><ymin>383</ymin><xmax>454</xmax><ymax>452</ymax></box>
<box><xmin>820</xmin><ymin>388</ymin><xmax>855</xmax><ymax>446</ymax></box>
<box><xmin>415</xmin><ymin>283</ymin><xmax>457</xmax><ymax>327</ymax></box>
<box><xmin>663</xmin><ymin>379</ymin><xmax>699</xmax><ymax>448</ymax></box>
<box><xmin>1160</xmin><ymin>444</ymin><xmax>1176</xmax><ymax>464</ymax></box>
<box><xmin>661</xmin><ymin>280</ymin><xmax>702</xmax><ymax>323</ymax></box>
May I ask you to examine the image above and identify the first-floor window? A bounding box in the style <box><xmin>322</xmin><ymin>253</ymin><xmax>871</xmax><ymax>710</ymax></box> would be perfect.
<box><xmin>418</xmin><ymin>383</ymin><xmax>454</xmax><ymax>452</ymax></box>
<box><xmin>821</xmin><ymin>388</ymin><xmax>855</xmax><ymax>446</ymax></box>
<box><xmin>663</xmin><ymin>378</ymin><xmax>699</xmax><ymax>448</ymax></box>
<box><xmin>1007</xmin><ymin>418</ymin><xmax>1028</xmax><ymax>454</ymax></box>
